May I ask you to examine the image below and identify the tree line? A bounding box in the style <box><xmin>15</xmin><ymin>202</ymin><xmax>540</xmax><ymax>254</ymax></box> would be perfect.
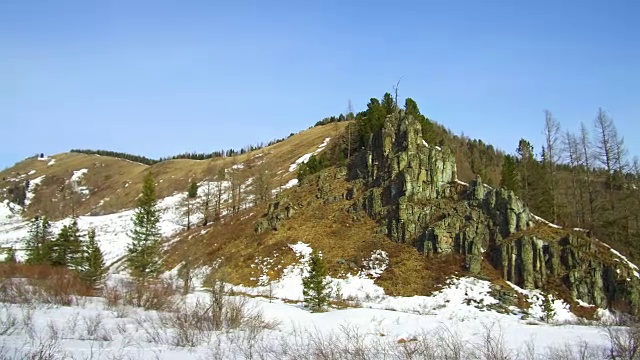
<box><xmin>499</xmin><ymin>109</ymin><xmax>640</xmax><ymax>261</ymax></box>
<box><xmin>69</xmin><ymin>135</ymin><xmax>295</xmax><ymax>165</ymax></box>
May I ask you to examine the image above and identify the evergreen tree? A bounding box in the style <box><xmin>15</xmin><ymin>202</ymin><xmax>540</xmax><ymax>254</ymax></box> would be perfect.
<box><xmin>3</xmin><ymin>247</ymin><xmax>17</xmax><ymax>263</ymax></box>
<box><xmin>50</xmin><ymin>219</ymin><xmax>83</xmax><ymax>269</ymax></box>
<box><xmin>126</xmin><ymin>171</ymin><xmax>163</xmax><ymax>283</ymax></box>
<box><xmin>302</xmin><ymin>249</ymin><xmax>331</xmax><ymax>311</ymax></box>
<box><xmin>381</xmin><ymin>92</ymin><xmax>395</xmax><ymax>115</ymax></box>
<box><xmin>25</xmin><ymin>216</ymin><xmax>54</xmax><ymax>265</ymax></box>
<box><xmin>500</xmin><ymin>155</ymin><xmax>520</xmax><ymax>192</ymax></box>
<box><xmin>542</xmin><ymin>294</ymin><xmax>556</xmax><ymax>323</ymax></box>
<box><xmin>81</xmin><ymin>228</ymin><xmax>105</xmax><ymax>287</ymax></box>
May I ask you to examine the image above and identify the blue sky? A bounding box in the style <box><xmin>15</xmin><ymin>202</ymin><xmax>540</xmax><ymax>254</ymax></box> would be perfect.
<box><xmin>1</xmin><ymin>0</ymin><xmax>639</xmax><ymax>169</ymax></box>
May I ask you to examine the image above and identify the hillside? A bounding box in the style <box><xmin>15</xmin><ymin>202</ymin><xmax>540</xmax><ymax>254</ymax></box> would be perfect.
<box><xmin>2</xmin><ymin>106</ymin><xmax>640</xmax><ymax>319</ymax></box>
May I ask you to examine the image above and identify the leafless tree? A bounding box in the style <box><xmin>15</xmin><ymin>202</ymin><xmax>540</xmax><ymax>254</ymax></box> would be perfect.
<box><xmin>563</xmin><ymin>130</ymin><xmax>586</xmax><ymax>226</ymax></box>
<box><xmin>579</xmin><ymin>122</ymin><xmax>597</xmax><ymax>228</ymax></box>
<box><xmin>250</xmin><ymin>156</ymin><xmax>272</xmax><ymax>206</ymax></box>
<box><xmin>543</xmin><ymin>109</ymin><xmax>561</xmax><ymax>223</ymax></box>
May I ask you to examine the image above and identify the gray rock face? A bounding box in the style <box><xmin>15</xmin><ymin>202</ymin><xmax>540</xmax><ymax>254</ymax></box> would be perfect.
<box><xmin>255</xmin><ymin>197</ymin><xmax>295</xmax><ymax>234</ymax></box>
<box><xmin>351</xmin><ymin>111</ymin><xmax>640</xmax><ymax>314</ymax></box>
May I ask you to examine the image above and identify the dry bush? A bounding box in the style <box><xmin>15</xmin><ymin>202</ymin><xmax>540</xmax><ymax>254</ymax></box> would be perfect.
<box><xmin>475</xmin><ymin>322</ymin><xmax>514</xmax><ymax>360</ymax></box>
<box><xmin>0</xmin><ymin>264</ymin><xmax>93</xmax><ymax>307</ymax></box>
<box><xmin>103</xmin><ymin>278</ymin><xmax>179</xmax><ymax>312</ymax></box>
<box><xmin>606</xmin><ymin>323</ymin><xmax>640</xmax><ymax>360</ymax></box>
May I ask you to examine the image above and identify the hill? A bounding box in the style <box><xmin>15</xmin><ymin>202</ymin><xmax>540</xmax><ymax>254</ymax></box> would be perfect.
<box><xmin>1</xmin><ymin>97</ymin><xmax>639</xmax><ymax>318</ymax></box>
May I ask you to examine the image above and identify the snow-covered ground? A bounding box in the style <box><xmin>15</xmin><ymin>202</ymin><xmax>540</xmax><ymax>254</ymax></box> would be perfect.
<box><xmin>0</xmin><ymin>250</ymin><xmax>621</xmax><ymax>359</ymax></box>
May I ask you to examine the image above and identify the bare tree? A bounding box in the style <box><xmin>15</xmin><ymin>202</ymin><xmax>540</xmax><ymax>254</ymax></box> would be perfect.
<box><xmin>563</xmin><ymin>130</ymin><xmax>585</xmax><ymax>226</ymax></box>
<box><xmin>214</xmin><ymin>167</ymin><xmax>226</xmax><ymax>221</ymax></box>
<box><xmin>250</xmin><ymin>155</ymin><xmax>272</xmax><ymax>206</ymax></box>
<box><xmin>543</xmin><ymin>110</ymin><xmax>561</xmax><ymax>223</ymax></box>
<box><xmin>392</xmin><ymin>78</ymin><xmax>402</xmax><ymax>109</ymax></box>
<box><xmin>579</xmin><ymin>122</ymin><xmax>597</xmax><ymax>228</ymax></box>
<box><xmin>593</xmin><ymin>108</ymin><xmax>626</xmax><ymax>212</ymax></box>
<box><xmin>199</xmin><ymin>180</ymin><xmax>214</xmax><ymax>226</ymax></box>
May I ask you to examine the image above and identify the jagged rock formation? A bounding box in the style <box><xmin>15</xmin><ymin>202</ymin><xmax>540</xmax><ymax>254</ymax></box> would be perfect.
<box><xmin>349</xmin><ymin>111</ymin><xmax>640</xmax><ymax>313</ymax></box>
<box><xmin>254</xmin><ymin>111</ymin><xmax>640</xmax><ymax>314</ymax></box>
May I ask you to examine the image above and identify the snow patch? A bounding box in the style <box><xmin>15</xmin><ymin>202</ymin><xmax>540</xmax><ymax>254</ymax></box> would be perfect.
<box><xmin>27</xmin><ymin>170</ymin><xmax>36</xmax><ymax>175</ymax></box>
<box><xmin>506</xmin><ymin>281</ymin><xmax>576</xmax><ymax>323</ymax></box>
<box><xmin>422</xmin><ymin>139</ymin><xmax>429</xmax><ymax>147</ymax></box>
<box><xmin>288</xmin><ymin>137</ymin><xmax>331</xmax><ymax>172</ymax></box>
<box><xmin>24</xmin><ymin>175</ymin><xmax>45</xmax><ymax>207</ymax></box>
<box><xmin>532</xmin><ymin>214</ymin><xmax>562</xmax><ymax>229</ymax></box>
<box><xmin>47</xmin><ymin>158</ymin><xmax>56</xmax><ymax>166</ymax></box>
<box><xmin>281</xmin><ymin>178</ymin><xmax>299</xmax><ymax>189</ymax></box>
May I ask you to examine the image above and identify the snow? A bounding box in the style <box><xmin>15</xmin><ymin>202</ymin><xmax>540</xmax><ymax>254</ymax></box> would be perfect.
<box><xmin>422</xmin><ymin>139</ymin><xmax>429</xmax><ymax>148</ymax></box>
<box><xmin>281</xmin><ymin>178</ymin><xmax>298</xmax><ymax>190</ymax></box>
<box><xmin>47</xmin><ymin>159</ymin><xmax>56</xmax><ymax>166</ymax></box>
<box><xmin>36</xmin><ymin>156</ymin><xmax>49</xmax><ymax>161</ymax></box>
<box><xmin>0</xmin><ymin>238</ymin><xmax>623</xmax><ymax>358</ymax></box>
<box><xmin>455</xmin><ymin>179</ymin><xmax>469</xmax><ymax>186</ymax></box>
<box><xmin>24</xmin><ymin>175</ymin><xmax>45</xmax><ymax>207</ymax></box>
<box><xmin>71</xmin><ymin>168</ymin><xmax>88</xmax><ymax>182</ymax></box>
<box><xmin>0</xmin><ymin>273</ymin><xmax>615</xmax><ymax>359</ymax></box>
<box><xmin>532</xmin><ymin>214</ymin><xmax>562</xmax><ymax>229</ymax></box>
<box><xmin>506</xmin><ymin>281</ymin><xmax>576</xmax><ymax>323</ymax></box>
<box><xmin>70</xmin><ymin>169</ymin><xmax>91</xmax><ymax>198</ymax></box>
<box><xmin>288</xmin><ymin>137</ymin><xmax>331</xmax><ymax>172</ymax></box>
<box><xmin>27</xmin><ymin>169</ymin><xmax>36</xmax><ymax>175</ymax></box>
<box><xmin>435</xmin><ymin>145</ymin><xmax>442</xmax><ymax>150</ymax></box>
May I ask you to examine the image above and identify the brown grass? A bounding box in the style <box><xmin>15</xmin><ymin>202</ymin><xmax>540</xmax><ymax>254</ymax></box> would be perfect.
<box><xmin>0</xmin><ymin>264</ymin><xmax>94</xmax><ymax>305</ymax></box>
<box><xmin>0</xmin><ymin>123</ymin><xmax>348</xmax><ymax>220</ymax></box>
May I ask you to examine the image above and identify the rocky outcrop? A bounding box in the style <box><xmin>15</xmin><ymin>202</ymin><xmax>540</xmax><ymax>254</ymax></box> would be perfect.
<box><xmin>350</xmin><ymin>111</ymin><xmax>640</xmax><ymax>314</ymax></box>
<box><xmin>255</xmin><ymin>197</ymin><xmax>295</xmax><ymax>234</ymax></box>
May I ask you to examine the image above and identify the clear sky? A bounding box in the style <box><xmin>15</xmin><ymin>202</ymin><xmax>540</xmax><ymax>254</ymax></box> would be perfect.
<box><xmin>1</xmin><ymin>0</ymin><xmax>639</xmax><ymax>169</ymax></box>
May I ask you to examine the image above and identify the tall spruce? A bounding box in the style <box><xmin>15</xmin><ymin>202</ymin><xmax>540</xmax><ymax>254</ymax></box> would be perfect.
<box><xmin>126</xmin><ymin>171</ymin><xmax>163</xmax><ymax>283</ymax></box>
<box><xmin>81</xmin><ymin>228</ymin><xmax>105</xmax><ymax>287</ymax></box>
<box><xmin>302</xmin><ymin>249</ymin><xmax>331</xmax><ymax>312</ymax></box>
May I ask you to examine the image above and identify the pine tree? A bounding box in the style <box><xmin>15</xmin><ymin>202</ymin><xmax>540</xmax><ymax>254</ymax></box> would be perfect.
<box><xmin>25</xmin><ymin>216</ymin><xmax>54</xmax><ymax>265</ymax></box>
<box><xmin>302</xmin><ymin>249</ymin><xmax>331</xmax><ymax>311</ymax></box>
<box><xmin>81</xmin><ymin>228</ymin><xmax>105</xmax><ymax>287</ymax></box>
<box><xmin>500</xmin><ymin>155</ymin><xmax>519</xmax><ymax>193</ymax></box>
<box><xmin>542</xmin><ymin>294</ymin><xmax>556</xmax><ymax>323</ymax></box>
<box><xmin>126</xmin><ymin>171</ymin><xmax>163</xmax><ymax>283</ymax></box>
<box><xmin>3</xmin><ymin>247</ymin><xmax>17</xmax><ymax>263</ymax></box>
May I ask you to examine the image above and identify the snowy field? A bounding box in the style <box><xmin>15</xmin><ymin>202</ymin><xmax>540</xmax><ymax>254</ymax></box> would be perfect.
<box><xmin>0</xmin><ymin>240</ymin><xmax>630</xmax><ymax>359</ymax></box>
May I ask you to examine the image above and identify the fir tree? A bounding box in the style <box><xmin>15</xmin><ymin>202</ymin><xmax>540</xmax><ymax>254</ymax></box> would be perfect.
<box><xmin>50</xmin><ymin>219</ymin><xmax>83</xmax><ymax>269</ymax></box>
<box><xmin>81</xmin><ymin>228</ymin><xmax>105</xmax><ymax>287</ymax></box>
<box><xmin>126</xmin><ymin>171</ymin><xmax>163</xmax><ymax>283</ymax></box>
<box><xmin>302</xmin><ymin>249</ymin><xmax>331</xmax><ymax>311</ymax></box>
<box><xmin>25</xmin><ymin>216</ymin><xmax>54</xmax><ymax>265</ymax></box>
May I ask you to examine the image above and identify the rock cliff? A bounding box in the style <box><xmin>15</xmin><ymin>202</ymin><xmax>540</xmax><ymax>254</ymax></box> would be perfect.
<box><xmin>349</xmin><ymin>111</ymin><xmax>640</xmax><ymax>313</ymax></box>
